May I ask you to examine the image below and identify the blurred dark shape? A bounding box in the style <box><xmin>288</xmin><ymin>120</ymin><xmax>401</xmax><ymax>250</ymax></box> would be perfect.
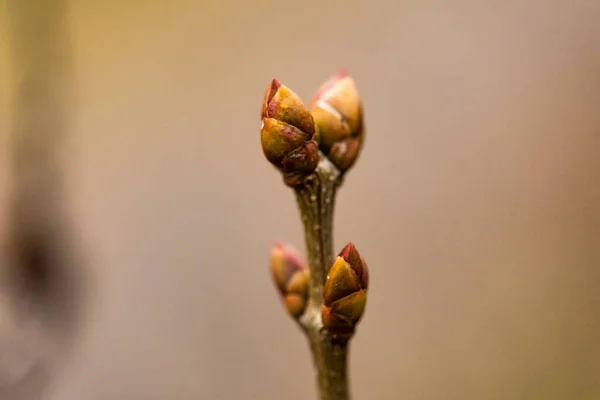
<box><xmin>1</xmin><ymin>0</ymin><xmax>84</xmax><ymax>398</ymax></box>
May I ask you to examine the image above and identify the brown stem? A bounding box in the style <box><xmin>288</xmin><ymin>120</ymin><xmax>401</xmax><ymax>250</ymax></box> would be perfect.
<box><xmin>306</xmin><ymin>329</ymin><xmax>350</xmax><ymax>400</ymax></box>
<box><xmin>295</xmin><ymin>155</ymin><xmax>349</xmax><ymax>400</ymax></box>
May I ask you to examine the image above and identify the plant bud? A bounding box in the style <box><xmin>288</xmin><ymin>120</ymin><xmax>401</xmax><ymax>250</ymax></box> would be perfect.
<box><xmin>270</xmin><ymin>242</ymin><xmax>309</xmax><ymax>318</ymax></box>
<box><xmin>322</xmin><ymin>243</ymin><xmax>368</xmax><ymax>341</ymax></box>
<box><xmin>261</xmin><ymin>79</ymin><xmax>319</xmax><ymax>185</ymax></box>
<box><xmin>310</xmin><ymin>70</ymin><xmax>364</xmax><ymax>172</ymax></box>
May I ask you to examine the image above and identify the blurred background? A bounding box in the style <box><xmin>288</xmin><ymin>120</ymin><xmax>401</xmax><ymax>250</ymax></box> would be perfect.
<box><xmin>1</xmin><ymin>0</ymin><xmax>599</xmax><ymax>399</ymax></box>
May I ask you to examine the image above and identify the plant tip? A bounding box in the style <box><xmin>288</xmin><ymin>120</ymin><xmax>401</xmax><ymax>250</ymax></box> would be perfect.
<box><xmin>337</xmin><ymin>68</ymin><xmax>349</xmax><ymax>78</ymax></box>
<box><xmin>309</xmin><ymin>71</ymin><xmax>364</xmax><ymax>172</ymax></box>
<box><xmin>260</xmin><ymin>80</ymin><xmax>319</xmax><ymax>186</ymax></box>
<box><xmin>269</xmin><ymin>242</ymin><xmax>309</xmax><ymax>318</ymax></box>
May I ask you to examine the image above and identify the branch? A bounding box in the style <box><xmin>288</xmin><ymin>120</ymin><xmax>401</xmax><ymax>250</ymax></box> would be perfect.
<box><xmin>261</xmin><ymin>72</ymin><xmax>367</xmax><ymax>400</ymax></box>
<box><xmin>295</xmin><ymin>156</ymin><xmax>348</xmax><ymax>400</ymax></box>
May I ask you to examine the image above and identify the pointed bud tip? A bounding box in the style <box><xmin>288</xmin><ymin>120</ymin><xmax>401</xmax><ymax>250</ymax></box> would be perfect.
<box><xmin>339</xmin><ymin>242</ymin><xmax>358</xmax><ymax>260</ymax></box>
<box><xmin>270</xmin><ymin>242</ymin><xmax>306</xmax><ymax>274</ymax></box>
<box><xmin>314</xmin><ymin>69</ymin><xmax>353</xmax><ymax>101</ymax></box>
<box><xmin>262</xmin><ymin>79</ymin><xmax>282</xmax><ymax>119</ymax></box>
<box><xmin>338</xmin><ymin>242</ymin><xmax>368</xmax><ymax>290</ymax></box>
<box><xmin>337</xmin><ymin>68</ymin><xmax>349</xmax><ymax>78</ymax></box>
<box><xmin>342</xmin><ymin>241</ymin><xmax>356</xmax><ymax>251</ymax></box>
<box><xmin>270</xmin><ymin>241</ymin><xmax>285</xmax><ymax>256</ymax></box>
<box><xmin>269</xmin><ymin>79</ymin><xmax>281</xmax><ymax>96</ymax></box>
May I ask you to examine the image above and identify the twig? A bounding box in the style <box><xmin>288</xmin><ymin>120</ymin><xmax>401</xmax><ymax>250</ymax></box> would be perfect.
<box><xmin>261</xmin><ymin>72</ymin><xmax>367</xmax><ymax>400</ymax></box>
<box><xmin>295</xmin><ymin>156</ymin><xmax>348</xmax><ymax>400</ymax></box>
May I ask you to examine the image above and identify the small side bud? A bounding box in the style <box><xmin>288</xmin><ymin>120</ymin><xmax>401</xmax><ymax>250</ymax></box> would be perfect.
<box><xmin>322</xmin><ymin>242</ymin><xmax>368</xmax><ymax>342</ymax></box>
<box><xmin>270</xmin><ymin>242</ymin><xmax>309</xmax><ymax>318</ymax></box>
<box><xmin>261</xmin><ymin>80</ymin><xmax>319</xmax><ymax>186</ymax></box>
<box><xmin>310</xmin><ymin>70</ymin><xmax>364</xmax><ymax>172</ymax></box>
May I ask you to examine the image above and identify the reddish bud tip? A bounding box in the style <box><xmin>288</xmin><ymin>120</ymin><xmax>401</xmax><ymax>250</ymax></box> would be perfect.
<box><xmin>336</xmin><ymin>68</ymin><xmax>349</xmax><ymax>79</ymax></box>
<box><xmin>262</xmin><ymin>79</ymin><xmax>281</xmax><ymax>119</ymax></box>
<box><xmin>338</xmin><ymin>242</ymin><xmax>368</xmax><ymax>290</ymax></box>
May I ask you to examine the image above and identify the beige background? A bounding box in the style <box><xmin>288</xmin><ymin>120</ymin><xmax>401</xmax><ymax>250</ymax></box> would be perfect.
<box><xmin>1</xmin><ymin>0</ymin><xmax>600</xmax><ymax>399</ymax></box>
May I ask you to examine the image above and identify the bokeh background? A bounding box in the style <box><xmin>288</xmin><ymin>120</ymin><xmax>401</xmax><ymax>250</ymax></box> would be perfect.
<box><xmin>1</xmin><ymin>0</ymin><xmax>600</xmax><ymax>399</ymax></box>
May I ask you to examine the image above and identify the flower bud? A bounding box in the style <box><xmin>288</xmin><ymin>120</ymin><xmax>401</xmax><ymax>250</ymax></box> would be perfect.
<box><xmin>270</xmin><ymin>242</ymin><xmax>309</xmax><ymax>318</ymax></box>
<box><xmin>310</xmin><ymin>70</ymin><xmax>364</xmax><ymax>172</ymax></box>
<box><xmin>322</xmin><ymin>242</ymin><xmax>368</xmax><ymax>341</ymax></box>
<box><xmin>261</xmin><ymin>79</ymin><xmax>319</xmax><ymax>185</ymax></box>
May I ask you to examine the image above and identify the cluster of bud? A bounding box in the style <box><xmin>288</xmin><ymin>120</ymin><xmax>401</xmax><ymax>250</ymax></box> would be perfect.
<box><xmin>262</xmin><ymin>72</ymin><xmax>369</xmax><ymax>344</ymax></box>
<box><xmin>260</xmin><ymin>71</ymin><xmax>364</xmax><ymax>182</ymax></box>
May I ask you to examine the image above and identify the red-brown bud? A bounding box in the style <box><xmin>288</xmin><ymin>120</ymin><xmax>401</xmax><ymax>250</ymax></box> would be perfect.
<box><xmin>261</xmin><ymin>80</ymin><xmax>319</xmax><ymax>185</ymax></box>
<box><xmin>322</xmin><ymin>242</ymin><xmax>368</xmax><ymax>342</ymax></box>
<box><xmin>310</xmin><ymin>71</ymin><xmax>364</xmax><ymax>172</ymax></box>
<box><xmin>270</xmin><ymin>242</ymin><xmax>309</xmax><ymax>318</ymax></box>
